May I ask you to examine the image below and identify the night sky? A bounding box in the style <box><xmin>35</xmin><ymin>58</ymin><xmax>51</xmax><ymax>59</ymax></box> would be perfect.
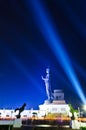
<box><xmin>0</xmin><ymin>0</ymin><xmax>86</xmax><ymax>109</ymax></box>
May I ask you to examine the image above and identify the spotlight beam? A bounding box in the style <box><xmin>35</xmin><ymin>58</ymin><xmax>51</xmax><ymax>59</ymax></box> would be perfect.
<box><xmin>29</xmin><ymin>1</ymin><xmax>86</xmax><ymax>103</ymax></box>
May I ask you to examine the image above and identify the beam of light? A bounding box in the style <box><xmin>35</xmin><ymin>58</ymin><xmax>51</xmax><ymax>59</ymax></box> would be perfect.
<box><xmin>28</xmin><ymin>1</ymin><xmax>86</xmax><ymax>103</ymax></box>
<box><xmin>53</xmin><ymin>0</ymin><xmax>86</xmax><ymax>39</ymax></box>
<box><xmin>2</xmin><ymin>42</ymin><xmax>46</xmax><ymax>97</ymax></box>
<box><xmin>21</xmin><ymin>38</ymin><xmax>51</xmax><ymax>68</ymax></box>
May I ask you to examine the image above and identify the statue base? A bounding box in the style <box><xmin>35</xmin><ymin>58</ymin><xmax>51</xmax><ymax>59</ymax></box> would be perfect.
<box><xmin>13</xmin><ymin>119</ymin><xmax>22</xmax><ymax>128</ymax></box>
<box><xmin>39</xmin><ymin>102</ymin><xmax>69</xmax><ymax>116</ymax></box>
<box><xmin>52</xmin><ymin>100</ymin><xmax>66</xmax><ymax>104</ymax></box>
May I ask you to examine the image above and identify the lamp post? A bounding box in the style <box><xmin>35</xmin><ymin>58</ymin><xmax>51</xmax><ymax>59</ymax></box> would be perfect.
<box><xmin>78</xmin><ymin>107</ymin><xmax>80</xmax><ymax>118</ymax></box>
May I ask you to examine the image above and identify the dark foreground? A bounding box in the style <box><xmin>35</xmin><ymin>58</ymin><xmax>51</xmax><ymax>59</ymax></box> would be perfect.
<box><xmin>14</xmin><ymin>126</ymin><xmax>77</xmax><ymax>130</ymax></box>
<box><xmin>0</xmin><ymin>119</ymin><xmax>78</xmax><ymax>130</ymax></box>
<box><xmin>0</xmin><ymin>125</ymin><xmax>78</xmax><ymax>130</ymax></box>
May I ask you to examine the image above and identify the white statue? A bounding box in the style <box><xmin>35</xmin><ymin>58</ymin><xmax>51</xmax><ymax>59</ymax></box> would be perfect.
<box><xmin>42</xmin><ymin>68</ymin><xmax>52</xmax><ymax>100</ymax></box>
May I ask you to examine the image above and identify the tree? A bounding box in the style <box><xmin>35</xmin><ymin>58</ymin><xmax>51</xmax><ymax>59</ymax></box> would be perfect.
<box><xmin>68</xmin><ymin>104</ymin><xmax>78</xmax><ymax>120</ymax></box>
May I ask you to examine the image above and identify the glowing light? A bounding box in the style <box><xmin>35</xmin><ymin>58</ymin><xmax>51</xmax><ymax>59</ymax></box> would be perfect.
<box><xmin>83</xmin><ymin>105</ymin><xmax>86</xmax><ymax>111</ymax></box>
<box><xmin>29</xmin><ymin>1</ymin><xmax>86</xmax><ymax>103</ymax></box>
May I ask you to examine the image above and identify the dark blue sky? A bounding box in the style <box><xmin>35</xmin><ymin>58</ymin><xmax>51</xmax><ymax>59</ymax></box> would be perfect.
<box><xmin>0</xmin><ymin>0</ymin><xmax>86</xmax><ymax>109</ymax></box>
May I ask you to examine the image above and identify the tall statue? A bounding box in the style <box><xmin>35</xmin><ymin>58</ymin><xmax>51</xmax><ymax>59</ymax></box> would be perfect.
<box><xmin>42</xmin><ymin>68</ymin><xmax>52</xmax><ymax>100</ymax></box>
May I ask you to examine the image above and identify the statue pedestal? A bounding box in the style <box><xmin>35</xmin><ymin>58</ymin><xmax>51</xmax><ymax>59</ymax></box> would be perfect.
<box><xmin>52</xmin><ymin>100</ymin><xmax>66</xmax><ymax>104</ymax></box>
<box><xmin>13</xmin><ymin>119</ymin><xmax>22</xmax><ymax>128</ymax></box>
<box><xmin>39</xmin><ymin>100</ymin><xmax>69</xmax><ymax>116</ymax></box>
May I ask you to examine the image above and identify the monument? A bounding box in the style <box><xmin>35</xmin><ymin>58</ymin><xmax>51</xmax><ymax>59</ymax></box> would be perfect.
<box><xmin>39</xmin><ymin>68</ymin><xmax>70</xmax><ymax>116</ymax></box>
<box><xmin>41</xmin><ymin>68</ymin><xmax>52</xmax><ymax>103</ymax></box>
